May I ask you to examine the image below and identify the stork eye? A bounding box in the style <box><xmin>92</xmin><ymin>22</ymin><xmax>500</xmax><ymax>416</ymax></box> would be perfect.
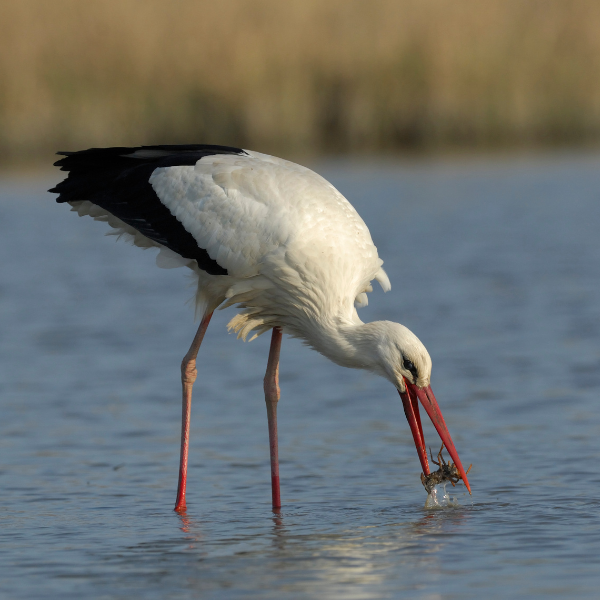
<box><xmin>403</xmin><ymin>358</ymin><xmax>417</xmax><ymax>377</ymax></box>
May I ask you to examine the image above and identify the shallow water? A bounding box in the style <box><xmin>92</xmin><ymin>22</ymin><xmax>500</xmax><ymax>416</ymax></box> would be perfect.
<box><xmin>2</xmin><ymin>152</ymin><xmax>600</xmax><ymax>598</ymax></box>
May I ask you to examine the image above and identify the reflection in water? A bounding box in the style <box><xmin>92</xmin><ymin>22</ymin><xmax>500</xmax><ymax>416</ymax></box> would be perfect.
<box><xmin>177</xmin><ymin>510</ymin><xmax>202</xmax><ymax>549</ymax></box>
<box><xmin>271</xmin><ymin>509</ymin><xmax>287</xmax><ymax>552</ymax></box>
<box><xmin>219</xmin><ymin>506</ymin><xmax>472</xmax><ymax>597</ymax></box>
<box><xmin>117</xmin><ymin>504</ymin><xmax>471</xmax><ymax>598</ymax></box>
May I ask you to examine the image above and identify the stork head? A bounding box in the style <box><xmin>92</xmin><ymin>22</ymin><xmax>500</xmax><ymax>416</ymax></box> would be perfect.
<box><xmin>374</xmin><ymin>321</ymin><xmax>471</xmax><ymax>494</ymax></box>
<box><xmin>373</xmin><ymin>322</ymin><xmax>432</xmax><ymax>389</ymax></box>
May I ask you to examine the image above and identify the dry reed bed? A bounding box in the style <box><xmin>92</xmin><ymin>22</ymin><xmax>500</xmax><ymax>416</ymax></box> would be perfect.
<box><xmin>2</xmin><ymin>0</ymin><xmax>600</xmax><ymax>159</ymax></box>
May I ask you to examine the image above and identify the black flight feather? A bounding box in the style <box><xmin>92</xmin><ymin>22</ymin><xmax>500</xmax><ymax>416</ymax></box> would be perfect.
<box><xmin>50</xmin><ymin>144</ymin><xmax>248</xmax><ymax>276</ymax></box>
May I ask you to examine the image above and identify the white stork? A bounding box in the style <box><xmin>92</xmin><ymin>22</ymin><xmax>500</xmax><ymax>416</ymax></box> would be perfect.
<box><xmin>50</xmin><ymin>144</ymin><xmax>471</xmax><ymax>511</ymax></box>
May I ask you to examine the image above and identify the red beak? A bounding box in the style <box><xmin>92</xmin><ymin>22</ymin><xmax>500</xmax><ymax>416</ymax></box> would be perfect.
<box><xmin>399</xmin><ymin>379</ymin><xmax>471</xmax><ymax>494</ymax></box>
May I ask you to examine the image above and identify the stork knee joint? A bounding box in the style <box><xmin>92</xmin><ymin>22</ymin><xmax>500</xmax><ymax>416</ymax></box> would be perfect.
<box><xmin>264</xmin><ymin>378</ymin><xmax>280</xmax><ymax>402</ymax></box>
<box><xmin>182</xmin><ymin>359</ymin><xmax>197</xmax><ymax>384</ymax></box>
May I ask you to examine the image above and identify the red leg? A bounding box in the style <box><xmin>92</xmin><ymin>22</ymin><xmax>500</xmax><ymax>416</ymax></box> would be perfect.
<box><xmin>264</xmin><ymin>327</ymin><xmax>283</xmax><ymax>509</ymax></box>
<box><xmin>174</xmin><ymin>311</ymin><xmax>213</xmax><ymax>512</ymax></box>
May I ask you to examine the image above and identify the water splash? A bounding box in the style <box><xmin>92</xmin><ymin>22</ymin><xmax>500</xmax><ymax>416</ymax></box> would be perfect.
<box><xmin>424</xmin><ymin>481</ymin><xmax>462</xmax><ymax>509</ymax></box>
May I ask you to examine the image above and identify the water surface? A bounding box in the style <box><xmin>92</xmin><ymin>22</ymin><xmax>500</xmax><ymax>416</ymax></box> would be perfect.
<box><xmin>2</xmin><ymin>152</ymin><xmax>600</xmax><ymax>598</ymax></box>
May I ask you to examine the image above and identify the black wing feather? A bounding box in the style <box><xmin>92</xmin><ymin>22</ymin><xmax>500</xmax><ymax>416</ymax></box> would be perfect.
<box><xmin>50</xmin><ymin>144</ymin><xmax>247</xmax><ymax>276</ymax></box>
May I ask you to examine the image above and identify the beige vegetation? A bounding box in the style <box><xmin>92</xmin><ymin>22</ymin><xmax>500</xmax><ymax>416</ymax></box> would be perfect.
<box><xmin>2</xmin><ymin>0</ymin><xmax>600</xmax><ymax>161</ymax></box>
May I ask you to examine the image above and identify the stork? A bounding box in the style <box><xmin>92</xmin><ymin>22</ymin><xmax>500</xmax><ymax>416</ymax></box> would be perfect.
<box><xmin>50</xmin><ymin>144</ymin><xmax>471</xmax><ymax>511</ymax></box>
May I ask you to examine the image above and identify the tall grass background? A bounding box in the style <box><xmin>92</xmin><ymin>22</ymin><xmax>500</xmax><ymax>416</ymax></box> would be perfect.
<box><xmin>2</xmin><ymin>0</ymin><xmax>600</xmax><ymax>162</ymax></box>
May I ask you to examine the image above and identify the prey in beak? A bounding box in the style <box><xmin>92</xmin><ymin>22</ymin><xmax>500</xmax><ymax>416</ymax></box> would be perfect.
<box><xmin>399</xmin><ymin>379</ymin><xmax>471</xmax><ymax>494</ymax></box>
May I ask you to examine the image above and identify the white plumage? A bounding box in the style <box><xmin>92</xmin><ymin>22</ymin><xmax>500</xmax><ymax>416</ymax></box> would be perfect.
<box><xmin>72</xmin><ymin>150</ymin><xmax>390</xmax><ymax>347</ymax></box>
<box><xmin>52</xmin><ymin>145</ymin><xmax>470</xmax><ymax>510</ymax></box>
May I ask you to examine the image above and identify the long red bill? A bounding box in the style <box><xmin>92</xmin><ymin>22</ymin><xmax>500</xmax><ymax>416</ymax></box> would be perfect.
<box><xmin>402</xmin><ymin>381</ymin><xmax>471</xmax><ymax>494</ymax></box>
<box><xmin>398</xmin><ymin>386</ymin><xmax>430</xmax><ymax>475</ymax></box>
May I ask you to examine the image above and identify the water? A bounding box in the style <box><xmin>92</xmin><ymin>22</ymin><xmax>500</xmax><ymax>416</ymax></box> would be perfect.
<box><xmin>425</xmin><ymin>483</ymin><xmax>464</xmax><ymax>510</ymax></box>
<box><xmin>2</xmin><ymin>151</ymin><xmax>600</xmax><ymax>598</ymax></box>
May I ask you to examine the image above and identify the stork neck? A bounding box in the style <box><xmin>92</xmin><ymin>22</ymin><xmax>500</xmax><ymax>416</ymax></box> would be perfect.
<box><xmin>301</xmin><ymin>317</ymin><xmax>384</xmax><ymax>374</ymax></box>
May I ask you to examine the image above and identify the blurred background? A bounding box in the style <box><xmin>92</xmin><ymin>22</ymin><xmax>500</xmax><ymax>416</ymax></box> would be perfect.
<box><xmin>2</xmin><ymin>0</ymin><xmax>600</xmax><ymax>164</ymax></box>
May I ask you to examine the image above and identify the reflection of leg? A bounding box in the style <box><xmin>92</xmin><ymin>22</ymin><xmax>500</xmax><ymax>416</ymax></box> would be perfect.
<box><xmin>174</xmin><ymin>311</ymin><xmax>213</xmax><ymax>512</ymax></box>
<box><xmin>264</xmin><ymin>327</ymin><xmax>283</xmax><ymax>509</ymax></box>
